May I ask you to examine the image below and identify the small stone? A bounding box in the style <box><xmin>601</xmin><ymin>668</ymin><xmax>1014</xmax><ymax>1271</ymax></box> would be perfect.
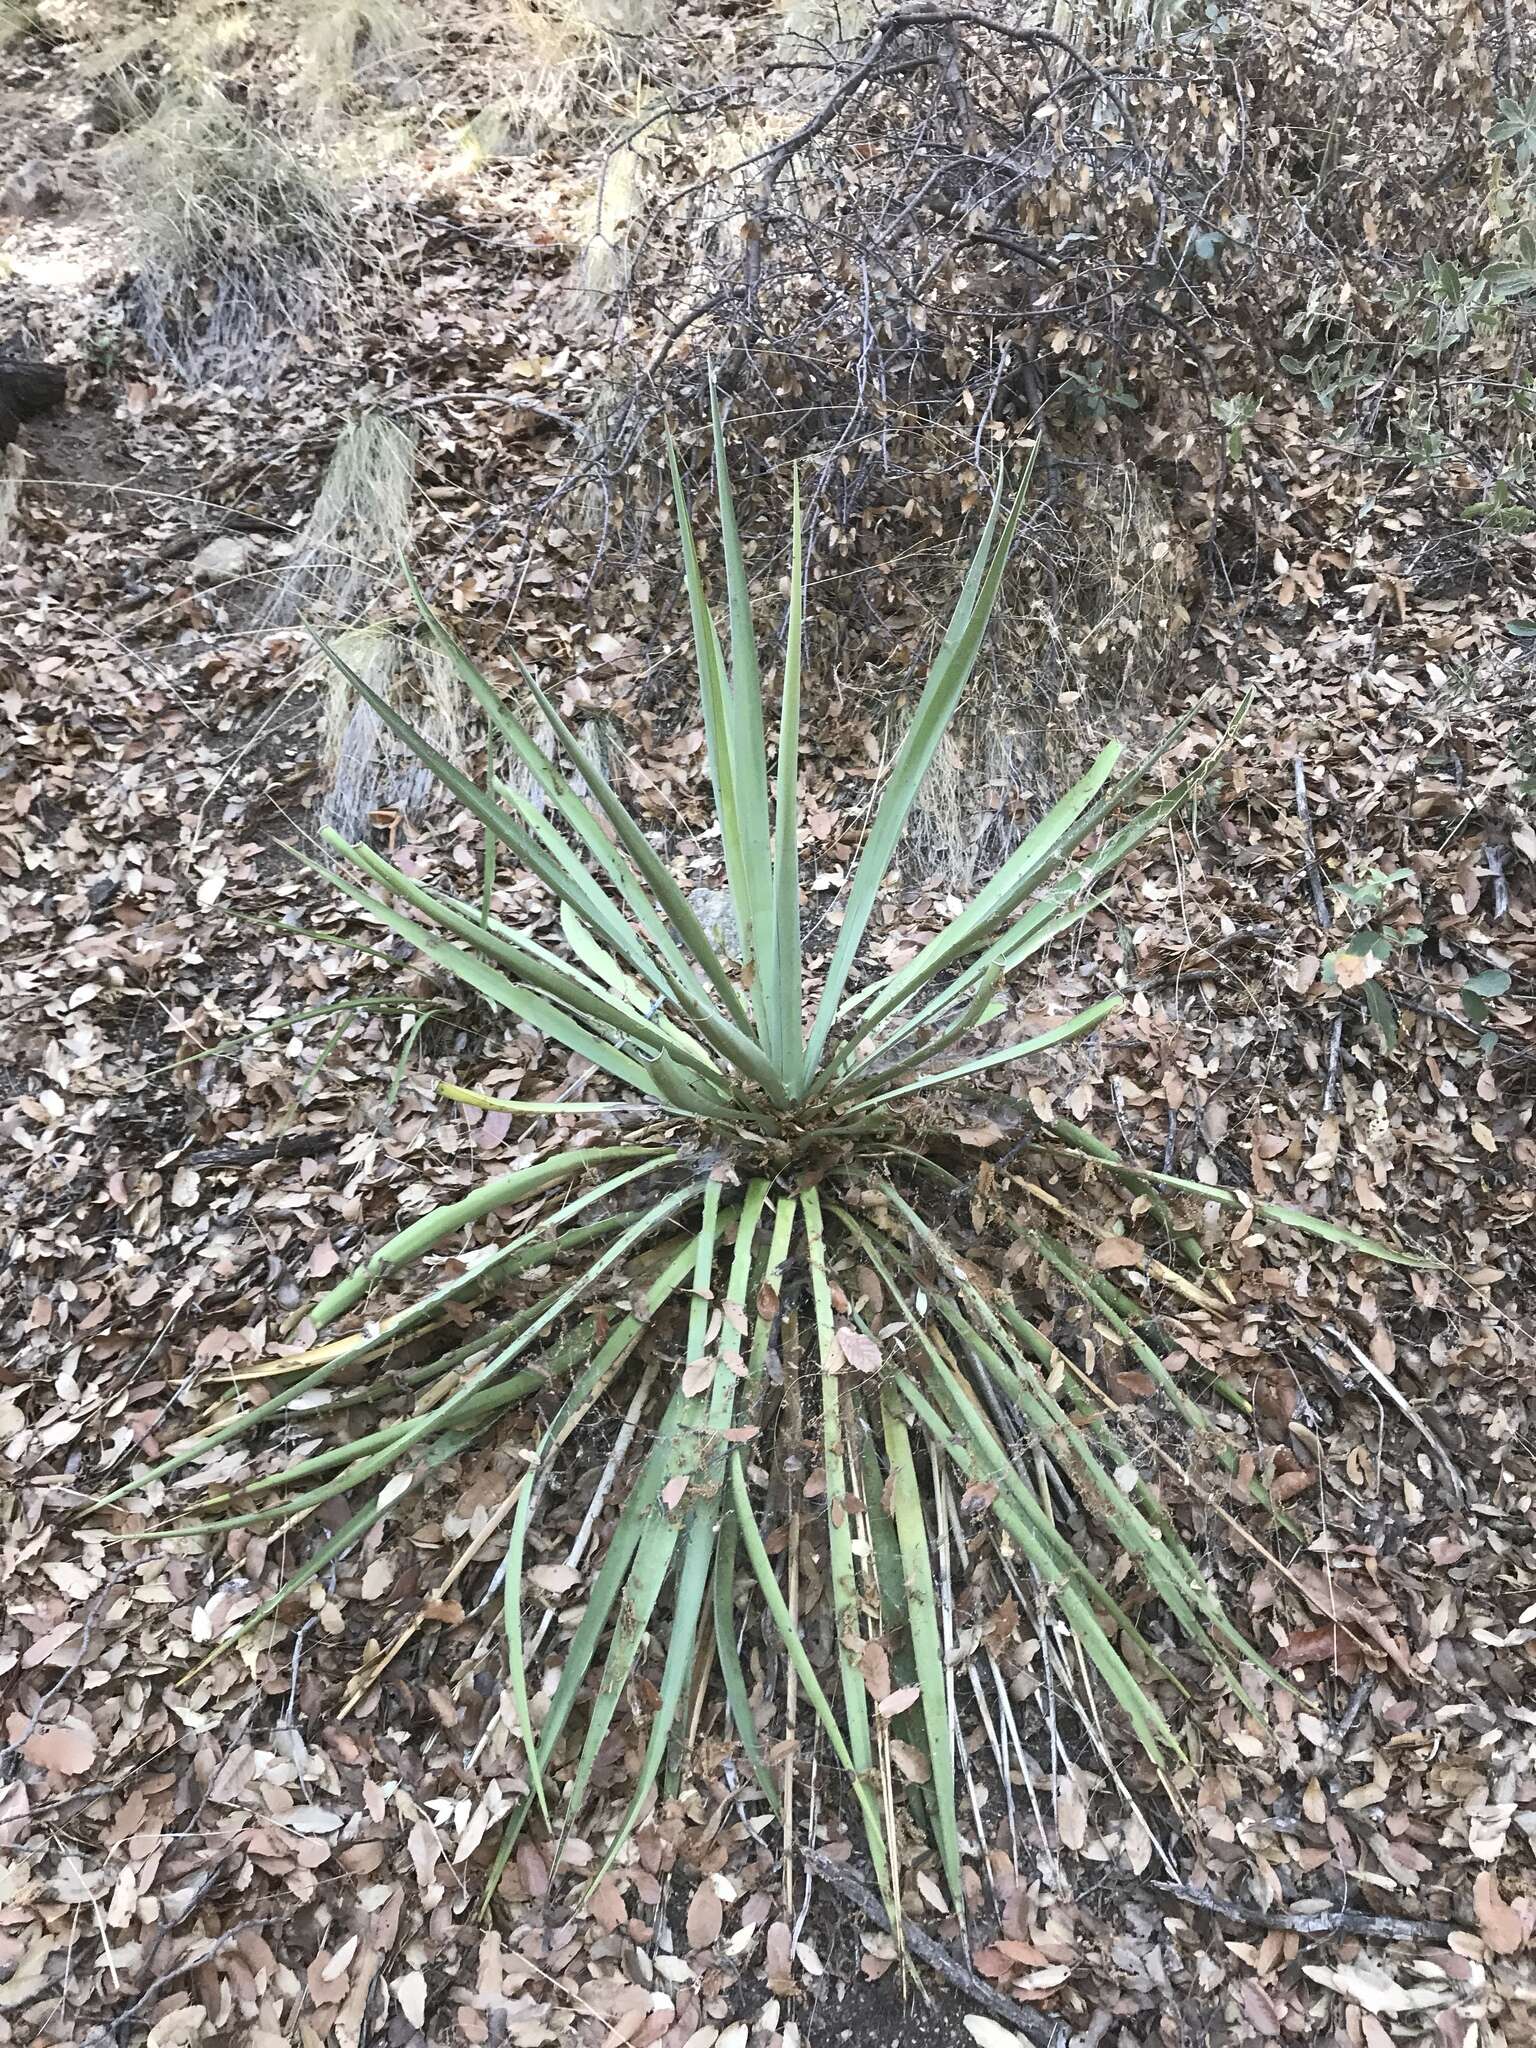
<box><xmin>190</xmin><ymin>534</ymin><xmax>256</xmax><ymax>583</ymax></box>
<box><xmin>0</xmin><ymin>160</ymin><xmax>61</xmax><ymax>220</ymax></box>
<box><xmin>687</xmin><ymin>886</ymin><xmax>739</xmax><ymax>958</ymax></box>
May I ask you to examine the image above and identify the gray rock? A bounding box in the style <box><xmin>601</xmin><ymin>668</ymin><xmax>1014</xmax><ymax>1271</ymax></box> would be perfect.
<box><xmin>687</xmin><ymin>886</ymin><xmax>740</xmax><ymax>959</ymax></box>
<box><xmin>0</xmin><ymin>161</ymin><xmax>61</xmax><ymax>220</ymax></box>
<box><xmin>190</xmin><ymin>534</ymin><xmax>256</xmax><ymax>583</ymax></box>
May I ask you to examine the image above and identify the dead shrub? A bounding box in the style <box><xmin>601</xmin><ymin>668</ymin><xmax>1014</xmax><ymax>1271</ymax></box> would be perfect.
<box><xmin>0</xmin><ymin>1</ymin><xmax>43</xmax><ymax>47</ymax></box>
<box><xmin>297</xmin><ymin>0</ymin><xmax>423</xmax><ymax>112</ymax></box>
<box><xmin>902</xmin><ymin>472</ymin><xmax>1195</xmax><ymax>886</ymax></box>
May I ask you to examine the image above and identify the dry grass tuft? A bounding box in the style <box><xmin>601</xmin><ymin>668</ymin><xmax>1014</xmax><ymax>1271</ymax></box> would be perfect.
<box><xmin>276</xmin><ymin>414</ymin><xmax>442</xmax><ymax>836</ymax></box>
<box><xmin>264</xmin><ymin>411</ymin><xmax>417</xmax><ymax>628</ymax></box>
<box><xmin>1066</xmin><ymin>466</ymin><xmax>1193</xmax><ymax>692</ymax></box>
<box><xmin>113</xmin><ymin>91</ymin><xmax>360</xmax><ymax>388</ymax></box>
<box><xmin>462</xmin><ymin>0</ymin><xmax>662</xmax><ymax>157</ymax></box>
<box><xmin>0</xmin><ymin>448</ymin><xmax>24</xmax><ymax>557</ymax></box>
<box><xmin>88</xmin><ymin>1</ymin><xmax>253</xmax><ymax>89</ymax></box>
<box><xmin>904</xmin><ymin>647</ymin><xmax>1059</xmax><ymax>893</ymax></box>
<box><xmin>317</xmin><ymin>626</ymin><xmax>469</xmax><ymax>838</ymax></box>
<box><xmin>775</xmin><ymin>0</ymin><xmax>873</xmax><ymax>53</ymax></box>
<box><xmin>578</xmin><ymin>139</ymin><xmax>646</xmax><ymax>318</ymax></box>
<box><xmin>0</xmin><ymin>1</ymin><xmax>42</xmax><ymax>48</ymax></box>
<box><xmin>298</xmin><ymin>0</ymin><xmax>422</xmax><ymax>111</ymax></box>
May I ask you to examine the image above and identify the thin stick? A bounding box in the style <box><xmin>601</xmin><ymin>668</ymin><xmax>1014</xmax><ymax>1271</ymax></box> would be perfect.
<box><xmin>1321</xmin><ymin>1013</ymin><xmax>1345</xmax><ymax>1114</ymax></box>
<box><xmin>1315</xmin><ymin>1323</ymin><xmax>1466</xmax><ymax>1502</ymax></box>
<box><xmin>1485</xmin><ymin>841</ymin><xmax>1509</xmax><ymax>920</ymax></box>
<box><xmin>1152</xmin><ymin>1880</ymin><xmax>1459</xmax><ymax>1944</ymax></box>
<box><xmin>1293</xmin><ymin>756</ymin><xmax>1331</xmax><ymax>929</ymax></box>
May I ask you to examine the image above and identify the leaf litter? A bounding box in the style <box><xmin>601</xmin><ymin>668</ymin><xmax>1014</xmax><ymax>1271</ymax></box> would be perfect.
<box><xmin>2</xmin><ymin>2</ymin><xmax>1535</xmax><ymax>2046</ymax></box>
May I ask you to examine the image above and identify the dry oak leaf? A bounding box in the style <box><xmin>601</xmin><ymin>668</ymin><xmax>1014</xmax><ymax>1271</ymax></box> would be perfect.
<box><xmin>963</xmin><ymin>2018</ymin><xmax>1036</xmax><ymax>2048</ymax></box>
<box><xmin>888</xmin><ymin>1738</ymin><xmax>931</xmax><ymax>1784</ymax></box>
<box><xmin>764</xmin><ymin>1919</ymin><xmax>795</xmax><ymax>1996</ymax></box>
<box><xmin>686</xmin><ymin>1877</ymin><xmax>724</xmax><ymax>1951</ymax></box>
<box><xmin>1093</xmin><ymin>1236</ymin><xmax>1145</xmax><ymax>1271</ymax></box>
<box><xmin>1331</xmin><ymin>949</ymin><xmax>1381</xmax><ymax>990</ymax></box>
<box><xmin>1473</xmin><ymin>1872</ymin><xmax>1526</xmax><ymax>1956</ymax></box>
<box><xmin>681</xmin><ymin>1353</ymin><xmax>716</xmax><ymax>1396</ymax></box>
<box><xmin>1057</xmin><ymin>1783</ymin><xmax>1089</xmax><ymax>1851</ymax></box>
<box><xmin>392</xmin><ymin>1972</ymin><xmax>427</xmax><ymax>2028</ymax></box>
<box><xmin>835</xmin><ymin>1326</ymin><xmax>881</xmax><ymax>1372</ymax></box>
<box><xmin>1288</xmin><ymin>1562</ymin><xmax>1414</xmax><ymax>1678</ymax></box>
<box><xmin>1301</xmin><ymin>1961</ymin><xmax>1443</xmax><ymax>2016</ymax></box>
<box><xmin>22</xmin><ymin>1722</ymin><xmax>96</xmax><ymax>1776</ymax></box>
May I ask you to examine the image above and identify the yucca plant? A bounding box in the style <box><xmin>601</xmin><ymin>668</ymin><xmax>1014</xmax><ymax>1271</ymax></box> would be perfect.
<box><xmin>106</xmin><ymin>412</ymin><xmax>1411</xmax><ymax>1930</ymax></box>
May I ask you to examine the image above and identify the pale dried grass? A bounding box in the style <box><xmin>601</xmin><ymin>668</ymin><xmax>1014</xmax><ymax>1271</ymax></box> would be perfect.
<box><xmin>462</xmin><ymin>0</ymin><xmax>664</xmax><ymax>157</ymax></box>
<box><xmin>264</xmin><ymin>412</ymin><xmax>418</xmax><ymax>629</ymax></box>
<box><xmin>112</xmin><ymin>92</ymin><xmax>359</xmax><ymax>388</ymax></box>
<box><xmin>318</xmin><ymin>628</ymin><xmax>470</xmax><ymax>837</ymax></box>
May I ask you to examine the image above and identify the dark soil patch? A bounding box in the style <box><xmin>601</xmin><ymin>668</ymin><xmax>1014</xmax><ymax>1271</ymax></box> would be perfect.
<box><xmin>807</xmin><ymin>1970</ymin><xmax>1027</xmax><ymax>2047</ymax></box>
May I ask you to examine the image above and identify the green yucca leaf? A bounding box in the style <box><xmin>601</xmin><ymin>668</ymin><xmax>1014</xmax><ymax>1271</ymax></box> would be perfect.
<box><xmin>1036</xmin><ymin>1154</ymin><xmax>1432</xmax><ymax>1266</ymax></box>
<box><xmin>401</xmin><ymin>561</ymin><xmax>769</xmax><ymax>1061</ymax></box>
<box><xmin>831</xmin><ymin>1204</ymin><xmax>1187</xmax><ymax>1731</ymax></box>
<box><xmin>771</xmin><ymin>464</ymin><xmax>806</xmax><ymax>1092</ymax></box>
<box><xmin>505</xmin><ymin>1233</ymin><xmax>702</xmax><ymax>1822</ymax></box>
<box><xmin>730</xmin><ymin>1450</ymin><xmax>897</xmax><ymax>1917</ymax></box>
<box><xmin>313</xmin><ymin>846</ymin><xmax>670</xmax><ymax>1101</ymax></box>
<box><xmin>707</xmin><ymin>392</ymin><xmax>778</xmax><ymax>1042</ymax></box>
<box><xmin>669</xmin><ymin>441</ymin><xmax>759</xmax><ymax>990</ymax></box>
<box><xmin>590</xmin><ymin>1177</ymin><xmax>771</xmax><ymax>1886</ymax></box>
<box><xmin>711</xmin><ymin>1189</ymin><xmax>798</xmax><ymax>1817</ymax></box>
<box><xmin>849</xmin><ymin>993</ymin><xmax>1121</xmax><ymax>1113</ymax></box>
<box><xmin>554</xmin><ymin>1181</ymin><xmax>725</xmax><ymax>1839</ymax></box>
<box><xmin>828</xmin><ymin>967</ymin><xmax>1003</xmax><ymax>1106</ymax></box>
<box><xmin>815</xmin><ymin>890</ymin><xmax>1108</xmax><ymax>1103</ymax></box>
<box><xmin>203</xmin><ymin>1192</ymin><xmax>696</xmax><ymax>1559</ymax></box>
<box><xmin>712</xmin><ymin>1508</ymin><xmax>781</xmax><ymax>1816</ymax></box>
<box><xmin>306</xmin><ymin>1144</ymin><xmax>661</xmax><ymax>1333</ymax></box>
<box><xmin>879</xmin><ymin>1384</ymin><xmax>963</xmax><ymax>1911</ymax></box>
<box><xmin>802</xmin><ymin>1188</ymin><xmax>876</xmax><ymax>1790</ymax></box>
<box><xmin>843</xmin><ymin>738</ymin><xmax>1124</xmax><ymax>1040</ymax></box>
<box><xmin>804</xmin><ymin>454</ymin><xmax>1036</xmax><ymax>1071</ymax></box>
<box><xmin>335</xmin><ymin>838</ymin><xmax>733</xmax><ymax>1092</ymax></box>
<box><xmin>96</xmin><ymin>1169</ymin><xmax>665</xmax><ymax>1516</ymax></box>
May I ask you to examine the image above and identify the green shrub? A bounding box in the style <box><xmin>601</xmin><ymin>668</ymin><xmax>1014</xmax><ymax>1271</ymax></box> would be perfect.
<box><xmin>110</xmin><ymin>411</ymin><xmax>1411</xmax><ymax>1919</ymax></box>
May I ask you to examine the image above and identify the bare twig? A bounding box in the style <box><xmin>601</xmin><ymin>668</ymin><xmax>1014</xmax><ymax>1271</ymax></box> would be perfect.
<box><xmin>80</xmin><ymin>1917</ymin><xmax>275</xmax><ymax>2048</ymax></box>
<box><xmin>1321</xmin><ymin>1012</ymin><xmax>1345</xmax><ymax>1113</ymax></box>
<box><xmin>1318</xmin><ymin>1321</ymin><xmax>1468</xmax><ymax>1502</ymax></box>
<box><xmin>1293</xmin><ymin>756</ymin><xmax>1331</xmax><ymax>929</ymax></box>
<box><xmin>171</xmin><ymin>1131</ymin><xmax>340</xmax><ymax>1170</ymax></box>
<box><xmin>1332</xmin><ymin>1676</ymin><xmax>1374</xmax><ymax>1743</ymax></box>
<box><xmin>1151</xmin><ymin>1880</ymin><xmax>1459</xmax><ymax>1945</ymax></box>
<box><xmin>1484</xmin><ymin>840</ymin><xmax>1509</xmax><ymax>920</ymax></box>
